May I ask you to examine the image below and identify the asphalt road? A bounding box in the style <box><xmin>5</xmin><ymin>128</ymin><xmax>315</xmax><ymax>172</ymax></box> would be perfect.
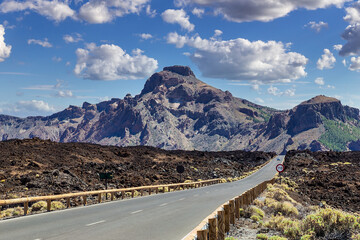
<box><xmin>0</xmin><ymin>156</ymin><xmax>284</xmax><ymax>240</ymax></box>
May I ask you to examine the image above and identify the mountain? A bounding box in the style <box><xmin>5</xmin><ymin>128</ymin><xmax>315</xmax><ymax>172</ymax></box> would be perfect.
<box><xmin>1</xmin><ymin>66</ymin><xmax>360</xmax><ymax>153</ymax></box>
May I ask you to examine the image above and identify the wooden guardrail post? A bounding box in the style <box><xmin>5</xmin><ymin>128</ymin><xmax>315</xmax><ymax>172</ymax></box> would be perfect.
<box><xmin>246</xmin><ymin>191</ymin><xmax>251</xmax><ymax>205</ymax></box>
<box><xmin>66</xmin><ymin>197</ymin><xmax>70</xmax><ymax>208</ymax></box>
<box><xmin>140</xmin><ymin>189</ymin><xmax>144</xmax><ymax>196</ymax></box>
<box><xmin>197</xmin><ymin>229</ymin><xmax>208</xmax><ymax>240</ymax></box>
<box><xmin>217</xmin><ymin>210</ymin><xmax>225</xmax><ymax>240</ymax></box>
<box><xmin>131</xmin><ymin>190</ymin><xmax>135</xmax><ymax>198</ymax></box>
<box><xmin>148</xmin><ymin>188</ymin><xmax>152</xmax><ymax>195</ymax></box>
<box><xmin>229</xmin><ymin>200</ymin><xmax>235</xmax><ymax>225</ymax></box>
<box><xmin>98</xmin><ymin>193</ymin><xmax>102</xmax><ymax>203</ymax></box>
<box><xmin>224</xmin><ymin>204</ymin><xmax>230</xmax><ymax>233</ymax></box>
<box><xmin>111</xmin><ymin>193</ymin><xmax>114</xmax><ymax>201</ymax></box>
<box><xmin>235</xmin><ymin>197</ymin><xmax>240</xmax><ymax>219</ymax></box>
<box><xmin>208</xmin><ymin>218</ymin><xmax>217</xmax><ymax>240</ymax></box>
<box><xmin>121</xmin><ymin>191</ymin><xmax>125</xmax><ymax>199</ymax></box>
<box><xmin>83</xmin><ymin>195</ymin><xmax>87</xmax><ymax>206</ymax></box>
<box><xmin>24</xmin><ymin>202</ymin><xmax>28</xmax><ymax>215</ymax></box>
<box><xmin>46</xmin><ymin>199</ymin><xmax>51</xmax><ymax>212</ymax></box>
<box><xmin>156</xmin><ymin>187</ymin><xmax>159</xmax><ymax>194</ymax></box>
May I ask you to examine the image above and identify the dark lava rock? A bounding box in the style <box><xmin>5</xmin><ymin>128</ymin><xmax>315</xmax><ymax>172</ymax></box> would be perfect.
<box><xmin>163</xmin><ymin>65</ymin><xmax>195</xmax><ymax>77</ymax></box>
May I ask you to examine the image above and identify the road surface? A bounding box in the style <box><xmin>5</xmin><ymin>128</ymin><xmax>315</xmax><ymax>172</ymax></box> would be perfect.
<box><xmin>0</xmin><ymin>155</ymin><xmax>284</xmax><ymax>240</ymax></box>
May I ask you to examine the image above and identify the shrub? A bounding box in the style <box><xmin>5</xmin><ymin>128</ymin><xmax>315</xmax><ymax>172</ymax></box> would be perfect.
<box><xmin>51</xmin><ymin>201</ymin><xmax>65</xmax><ymax>211</ymax></box>
<box><xmin>266</xmin><ymin>186</ymin><xmax>294</xmax><ymax>203</ymax></box>
<box><xmin>274</xmin><ymin>202</ymin><xmax>299</xmax><ymax>217</ymax></box>
<box><xmin>256</xmin><ymin>233</ymin><xmax>268</xmax><ymax>239</ymax></box>
<box><xmin>299</xmin><ymin>234</ymin><xmax>313</xmax><ymax>240</ymax></box>
<box><xmin>12</xmin><ymin>207</ymin><xmax>24</xmax><ymax>216</ymax></box>
<box><xmin>251</xmin><ymin>215</ymin><xmax>262</xmax><ymax>222</ymax></box>
<box><xmin>6</xmin><ymin>193</ymin><xmax>19</xmax><ymax>199</ymax></box>
<box><xmin>31</xmin><ymin>201</ymin><xmax>47</xmax><ymax>212</ymax></box>
<box><xmin>250</xmin><ymin>206</ymin><xmax>265</xmax><ymax>219</ymax></box>
<box><xmin>301</xmin><ymin>208</ymin><xmax>359</xmax><ymax>238</ymax></box>
<box><xmin>254</xmin><ymin>199</ymin><xmax>265</xmax><ymax>208</ymax></box>
<box><xmin>1</xmin><ymin>207</ymin><xmax>24</xmax><ymax>218</ymax></box>
<box><xmin>352</xmin><ymin>233</ymin><xmax>360</xmax><ymax>240</ymax></box>
<box><xmin>220</xmin><ymin>178</ymin><xmax>227</xmax><ymax>183</ymax></box>
<box><xmin>239</xmin><ymin>208</ymin><xmax>245</xmax><ymax>217</ymax></box>
<box><xmin>2</xmin><ymin>208</ymin><xmax>14</xmax><ymax>217</ymax></box>
<box><xmin>265</xmin><ymin>215</ymin><xmax>301</xmax><ymax>239</ymax></box>
<box><xmin>269</xmin><ymin>236</ymin><xmax>287</xmax><ymax>240</ymax></box>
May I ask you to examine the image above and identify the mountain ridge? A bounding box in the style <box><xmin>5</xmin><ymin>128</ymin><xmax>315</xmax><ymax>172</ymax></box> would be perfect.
<box><xmin>1</xmin><ymin>66</ymin><xmax>359</xmax><ymax>153</ymax></box>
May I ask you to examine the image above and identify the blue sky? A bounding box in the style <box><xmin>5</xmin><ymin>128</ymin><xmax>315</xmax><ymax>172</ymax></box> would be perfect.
<box><xmin>1</xmin><ymin>0</ymin><xmax>360</xmax><ymax>117</ymax></box>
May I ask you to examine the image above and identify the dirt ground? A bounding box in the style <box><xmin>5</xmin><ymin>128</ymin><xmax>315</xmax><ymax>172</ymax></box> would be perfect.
<box><xmin>0</xmin><ymin>138</ymin><xmax>275</xmax><ymax>199</ymax></box>
<box><xmin>283</xmin><ymin>150</ymin><xmax>360</xmax><ymax>213</ymax></box>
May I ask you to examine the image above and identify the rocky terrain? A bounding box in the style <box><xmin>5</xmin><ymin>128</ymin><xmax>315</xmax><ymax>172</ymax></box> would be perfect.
<box><xmin>0</xmin><ymin>138</ymin><xmax>275</xmax><ymax>199</ymax></box>
<box><xmin>1</xmin><ymin>65</ymin><xmax>360</xmax><ymax>153</ymax></box>
<box><xmin>283</xmin><ymin>150</ymin><xmax>360</xmax><ymax>213</ymax></box>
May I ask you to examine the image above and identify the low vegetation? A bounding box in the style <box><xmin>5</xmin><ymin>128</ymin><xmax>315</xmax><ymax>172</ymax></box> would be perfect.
<box><xmin>228</xmin><ymin>176</ymin><xmax>360</xmax><ymax>239</ymax></box>
<box><xmin>319</xmin><ymin>118</ymin><xmax>360</xmax><ymax>151</ymax></box>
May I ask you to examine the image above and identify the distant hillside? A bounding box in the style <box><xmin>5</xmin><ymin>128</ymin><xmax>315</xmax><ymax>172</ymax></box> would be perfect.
<box><xmin>1</xmin><ymin>66</ymin><xmax>360</xmax><ymax>153</ymax></box>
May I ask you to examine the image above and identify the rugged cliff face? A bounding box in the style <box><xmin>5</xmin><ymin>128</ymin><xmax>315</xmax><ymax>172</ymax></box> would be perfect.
<box><xmin>0</xmin><ymin>67</ymin><xmax>359</xmax><ymax>153</ymax></box>
<box><xmin>0</xmin><ymin>66</ymin><xmax>275</xmax><ymax>151</ymax></box>
<box><xmin>253</xmin><ymin>95</ymin><xmax>360</xmax><ymax>153</ymax></box>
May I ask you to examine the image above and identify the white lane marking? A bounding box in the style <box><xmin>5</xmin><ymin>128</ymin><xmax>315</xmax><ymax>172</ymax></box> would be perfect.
<box><xmin>179</xmin><ymin>198</ymin><xmax>185</xmax><ymax>201</ymax></box>
<box><xmin>131</xmin><ymin>210</ymin><xmax>143</xmax><ymax>214</ymax></box>
<box><xmin>86</xmin><ymin>220</ymin><xmax>105</xmax><ymax>227</ymax></box>
<box><xmin>34</xmin><ymin>239</ymin><xmax>42</xmax><ymax>240</ymax></box>
<box><xmin>159</xmin><ymin>203</ymin><xmax>168</xmax><ymax>207</ymax></box>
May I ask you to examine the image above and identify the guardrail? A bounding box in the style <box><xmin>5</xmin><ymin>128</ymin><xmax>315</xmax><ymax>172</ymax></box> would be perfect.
<box><xmin>0</xmin><ymin>179</ymin><xmax>221</xmax><ymax>216</ymax></box>
<box><xmin>183</xmin><ymin>178</ymin><xmax>276</xmax><ymax>240</ymax></box>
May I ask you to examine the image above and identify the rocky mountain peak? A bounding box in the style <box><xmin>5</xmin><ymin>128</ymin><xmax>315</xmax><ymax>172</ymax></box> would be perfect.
<box><xmin>163</xmin><ymin>65</ymin><xmax>195</xmax><ymax>77</ymax></box>
<box><xmin>140</xmin><ymin>65</ymin><xmax>203</xmax><ymax>96</ymax></box>
<box><xmin>299</xmin><ymin>95</ymin><xmax>339</xmax><ymax>105</ymax></box>
<box><xmin>286</xmin><ymin>95</ymin><xmax>359</xmax><ymax>135</ymax></box>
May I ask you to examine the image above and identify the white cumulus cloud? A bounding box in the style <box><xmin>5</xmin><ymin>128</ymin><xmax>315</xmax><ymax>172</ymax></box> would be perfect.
<box><xmin>192</xmin><ymin>7</ymin><xmax>204</xmax><ymax>18</ymax></box>
<box><xmin>167</xmin><ymin>32</ymin><xmax>308</xmax><ymax>83</ymax></box>
<box><xmin>333</xmin><ymin>44</ymin><xmax>342</xmax><ymax>51</ymax></box>
<box><xmin>162</xmin><ymin>9</ymin><xmax>194</xmax><ymax>32</ymax></box>
<box><xmin>267</xmin><ymin>86</ymin><xmax>281</xmax><ymax>96</ymax></box>
<box><xmin>214</xmin><ymin>29</ymin><xmax>223</xmax><ymax>37</ymax></box>
<box><xmin>78</xmin><ymin>0</ymin><xmax>149</xmax><ymax>24</ymax></box>
<box><xmin>0</xmin><ymin>24</ymin><xmax>11</xmax><ymax>62</ymax></box>
<box><xmin>349</xmin><ymin>56</ymin><xmax>360</xmax><ymax>71</ymax></box>
<box><xmin>317</xmin><ymin>49</ymin><xmax>336</xmax><ymax>70</ymax></box>
<box><xmin>174</xmin><ymin>0</ymin><xmax>350</xmax><ymax>23</ymax></box>
<box><xmin>305</xmin><ymin>21</ymin><xmax>328</xmax><ymax>32</ymax></box>
<box><xmin>28</xmin><ymin>38</ymin><xmax>52</xmax><ymax>48</ymax></box>
<box><xmin>16</xmin><ymin>100</ymin><xmax>55</xmax><ymax>112</ymax></box>
<box><xmin>74</xmin><ymin>43</ymin><xmax>158</xmax><ymax>80</ymax></box>
<box><xmin>56</xmin><ymin>90</ymin><xmax>73</xmax><ymax>98</ymax></box>
<box><xmin>340</xmin><ymin>1</ymin><xmax>360</xmax><ymax>56</ymax></box>
<box><xmin>315</xmin><ymin>77</ymin><xmax>325</xmax><ymax>85</ymax></box>
<box><xmin>145</xmin><ymin>4</ymin><xmax>156</xmax><ymax>17</ymax></box>
<box><xmin>139</xmin><ymin>33</ymin><xmax>153</xmax><ymax>40</ymax></box>
<box><xmin>63</xmin><ymin>33</ymin><xmax>83</xmax><ymax>43</ymax></box>
<box><xmin>0</xmin><ymin>0</ymin><xmax>76</xmax><ymax>22</ymax></box>
<box><xmin>267</xmin><ymin>86</ymin><xmax>295</xmax><ymax>96</ymax></box>
<box><xmin>255</xmin><ymin>97</ymin><xmax>264</xmax><ymax>104</ymax></box>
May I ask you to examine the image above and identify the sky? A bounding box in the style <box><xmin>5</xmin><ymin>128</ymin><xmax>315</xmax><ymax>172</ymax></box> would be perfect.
<box><xmin>1</xmin><ymin>0</ymin><xmax>360</xmax><ymax>117</ymax></box>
